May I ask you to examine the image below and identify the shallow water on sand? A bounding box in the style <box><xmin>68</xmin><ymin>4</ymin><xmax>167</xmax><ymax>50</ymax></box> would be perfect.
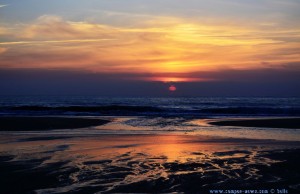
<box><xmin>0</xmin><ymin>117</ymin><xmax>300</xmax><ymax>193</ymax></box>
<box><xmin>1</xmin><ymin>116</ymin><xmax>300</xmax><ymax>141</ymax></box>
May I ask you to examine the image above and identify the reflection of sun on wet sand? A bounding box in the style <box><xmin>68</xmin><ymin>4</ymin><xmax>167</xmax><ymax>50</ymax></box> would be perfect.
<box><xmin>0</xmin><ymin>116</ymin><xmax>300</xmax><ymax>193</ymax></box>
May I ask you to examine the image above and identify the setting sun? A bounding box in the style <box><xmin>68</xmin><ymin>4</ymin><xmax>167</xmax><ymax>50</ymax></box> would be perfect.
<box><xmin>169</xmin><ymin>85</ymin><xmax>177</xmax><ymax>92</ymax></box>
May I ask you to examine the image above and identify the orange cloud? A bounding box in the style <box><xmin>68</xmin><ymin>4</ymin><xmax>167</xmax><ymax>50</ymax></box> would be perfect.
<box><xmin>0</xmin><ymin>48</ymin><xmax>7</xmax><ymax>54</ymax></box>
<box><xmin>0</xmin><ymin>15</ymin><xmax>299</xmax><ymax>81</ymax></box>
<box><xmin>19</xmin><ymin>15</ymin><xmax>117</xmax><ymax>40</ymax></box>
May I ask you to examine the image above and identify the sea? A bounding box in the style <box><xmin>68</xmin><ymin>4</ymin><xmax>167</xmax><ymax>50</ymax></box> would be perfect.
<box><xmin>0</xmin><ymin>96</ymin><xmax>299</xmax><ymax>117</ymax></box>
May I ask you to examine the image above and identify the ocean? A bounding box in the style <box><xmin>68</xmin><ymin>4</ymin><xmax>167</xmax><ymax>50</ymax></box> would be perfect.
<box><xmin>1</xmin><ymin>96</ymin><xmax>300</xmax><ymax>117</ymax></box>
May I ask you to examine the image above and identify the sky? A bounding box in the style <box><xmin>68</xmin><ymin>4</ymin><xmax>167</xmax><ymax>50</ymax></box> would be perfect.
<box><xmin>0</xmin><ymin>0</ymin><xmax>299</xmax><ymax>96</ymax></box>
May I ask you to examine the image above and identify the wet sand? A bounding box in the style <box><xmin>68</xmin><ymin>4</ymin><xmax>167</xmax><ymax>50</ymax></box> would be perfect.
<box><xmin>0</xmin><ymin>116</ymin><xmax>299</xmax><ymax>193</ymax></box>
<box><xmin>210</xmin><ymin>117</ymin><xmax>300</xmax><ymax>129</ymax></box>
<box><xmin>1</xmin><ymin>134</ymin><xmax>299</xmax><ymax>193</ymax></box>
<box><xmin>0</xmin><ymin>116</ymin><xmax>110</xmax><ymax>131</ymax></box>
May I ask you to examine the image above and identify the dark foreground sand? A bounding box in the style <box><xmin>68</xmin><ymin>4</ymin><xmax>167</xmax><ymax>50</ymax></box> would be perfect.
<box><xmin>0</xmin><ymin>116</ymin><xmax>110</xmax><ymax>131</ymax></box>
<box><xmin>0</xmin><ymin>134</ymin><xmax>299</xmax><ymax>194</ymax></box>
<box><xmin>210</xmin><ymin>117</ymin><xmax>300</xmax><ymax>129</ymax></box>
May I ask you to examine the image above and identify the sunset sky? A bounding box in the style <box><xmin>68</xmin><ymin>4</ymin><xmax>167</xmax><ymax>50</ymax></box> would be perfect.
<box><xmin>0</xmin><ymin>0</ymin><xmax>299</xmax><ymax>96</ymax></box>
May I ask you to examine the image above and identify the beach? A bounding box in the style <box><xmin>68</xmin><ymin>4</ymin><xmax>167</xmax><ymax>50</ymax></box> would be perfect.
<box><xmin>0</xmin><ymin>116</ymin><xmax>299</xmax><ymax>193</ymax></box>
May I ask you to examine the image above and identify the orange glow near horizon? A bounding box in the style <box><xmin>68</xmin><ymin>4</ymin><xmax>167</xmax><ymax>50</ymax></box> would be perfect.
<box><xmin>142</xmin><ymin>77</ymin><xmax>213</xmax><ymax>82</ymax></box>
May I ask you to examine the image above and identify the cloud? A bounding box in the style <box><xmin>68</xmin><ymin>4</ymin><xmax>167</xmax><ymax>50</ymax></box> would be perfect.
<box><xmin>20</xmin><ymin>15</ymin><xmax>117</xmax><ymax>40</ymax></box>
<box><xmin>1</xmin><ymin>65</ymin><xmax>299</xmax><ymax>83</ymax></box>
<box><xmin>0</xmin><ymin>4</ymin><xmax>7</xmax><ymax>8</ymax></box>
<box><xmin>0</xmin><ymin>39</ymin><xmax>113</xmax><ymax>46</ymax></box>
<box><xmin>0</xmin><ymin>48</ymin><xmax>7</xmax><ymax>54</ymax></box>
<box><xmin>0</xmin><ymin>15</ymin><xmax>299</xmax><ymax>75</ymax></box>
<box><xmin>0</xmin><ymin>27</ymin><xmax>9</xmax><ymax>35</ymax></box>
